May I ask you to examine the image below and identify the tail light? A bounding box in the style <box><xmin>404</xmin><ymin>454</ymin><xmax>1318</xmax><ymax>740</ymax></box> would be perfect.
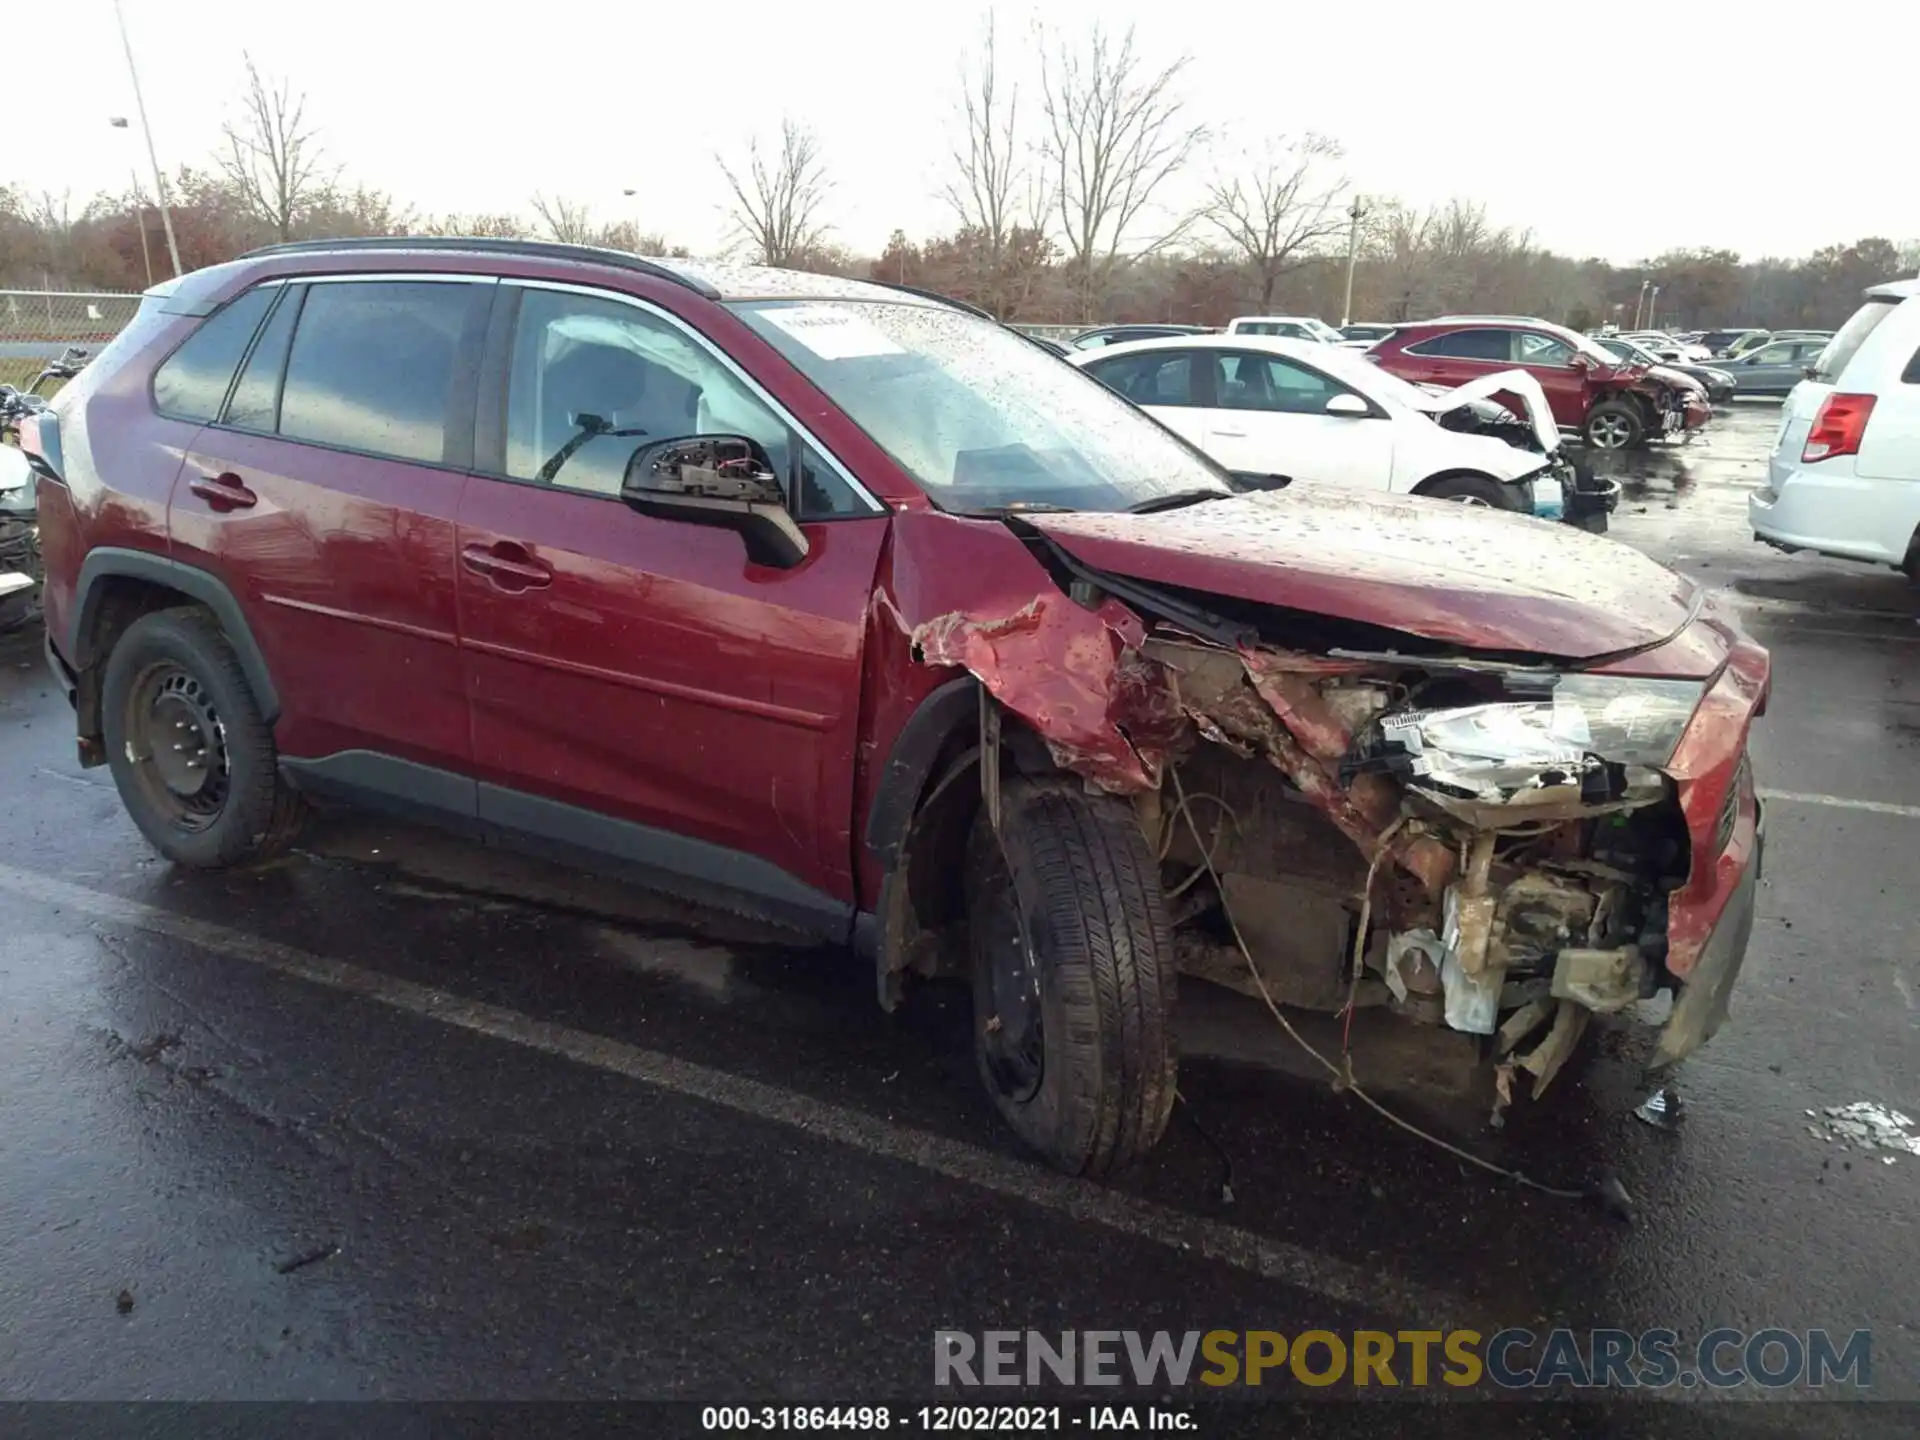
<box><xmin>1802</xmin><ymin>393</ymin><xmax>1876</xmax><ymax>463</ymax></box>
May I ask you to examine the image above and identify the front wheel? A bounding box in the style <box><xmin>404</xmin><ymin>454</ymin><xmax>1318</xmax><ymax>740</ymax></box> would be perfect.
<box><xmin>1417</xmin><ymin>473</ymin><xmax>1523</xmax><ymax>510</ymax></box>
<box><xmin>102</xmin><ymin>607</ymin><xmax>306</xmax><ymax>868</ymax></box>
<box><xmin>965</xmin><ymin>779</ymin><xmax>1177</xmax><ymax>1177</ymax></box>
<box><xmin>1583</xmin><ymin>399</ymin><xmax>1644</xmax><ymax>451</ymax></box>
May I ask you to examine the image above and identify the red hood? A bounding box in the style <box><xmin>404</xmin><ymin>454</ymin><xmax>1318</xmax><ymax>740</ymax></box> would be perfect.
<box><xmin>1028</xmin><ymin>489</ymin><xmax>1707</xmax><ymax>664</ymax></box>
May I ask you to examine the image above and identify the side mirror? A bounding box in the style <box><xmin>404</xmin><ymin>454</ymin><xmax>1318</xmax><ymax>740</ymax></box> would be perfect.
<box><xmin>1324</xmin><ymin>393</ymin><xmax>1371</xmax><ymax>418</ymax></box>
<box><xmin>621</xmin><ymin>434</ymin><xmax>809</xmax><ymax>570</ymax></box>
<box><xmin>1568</xmin><ymin>353</ymin><xmax>1592</xmax><ymax>370</ymax></box>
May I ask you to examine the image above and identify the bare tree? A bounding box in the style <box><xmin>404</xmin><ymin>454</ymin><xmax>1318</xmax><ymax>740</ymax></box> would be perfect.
<box><xmin>1039</xmin><ymin>25</ymin><xmax>1205</xmax><ymax>320</ymax></box>
<box><xmin>1203</xmin><ymin>135</ymin><xmax>1347</xmax><ymax>310</ymax></box>
<box><xmin>718</xmin><ymin>119</ymin><xmax>831</xmax><ymax>267</ymax></box>
<box><xmin>218</xmin><ymin>55</ymin><xmax>332</xmax><ymax>241</ymax></box>
<box><xmin>941</xmin><ymin>16</ymin><xmax>1049</xmax><ymax>312</ymax></box>
<box><xmin>531</xmin><ymin>193</ymin><xmax>599</xmax><ymax>244</ymax></box>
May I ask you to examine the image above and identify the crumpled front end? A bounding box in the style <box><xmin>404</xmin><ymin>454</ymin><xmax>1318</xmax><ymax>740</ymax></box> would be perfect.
<box><xmin>916</xmin><ymin>560</ymin><xmax>1769</xmax><ymax>1110</ymax></box>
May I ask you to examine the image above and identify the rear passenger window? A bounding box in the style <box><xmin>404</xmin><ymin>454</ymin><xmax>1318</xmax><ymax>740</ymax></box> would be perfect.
<box><xmin>223</xmin><ymin>286</ymin><xmax>303</xmax><ymax>432</ymax></box>
<box><xmin>278</xmin><ymin>281</ymin><xmax>478</xmax><ymax>464</ymax></box>
<box><xmin>151</xmin><ymin>286</ymin><xmax>275</xmax><ymax>420</ymax></box>
<box><xmin>1086</xmin><ymin>353</ymin><xmax>1194</xmax><ymax>406</ymax></box>
<box><xmin>1404</xmin><ymin>329</ymin><xmax>1511</xmax><ymax>361</ymax></box>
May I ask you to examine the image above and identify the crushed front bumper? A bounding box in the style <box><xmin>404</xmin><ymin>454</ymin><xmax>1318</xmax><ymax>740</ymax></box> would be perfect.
<box><xmin>1653</xmin><ymin>796</ymin><xmax>1764</xmax><ymax>1068</ymax></box>
<box><xmin>1562</xmin><ymin>461</ymin><xmax>1621</xmax><ymax>533</ymax></box>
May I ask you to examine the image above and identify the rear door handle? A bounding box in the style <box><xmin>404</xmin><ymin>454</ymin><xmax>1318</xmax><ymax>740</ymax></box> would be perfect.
<box><xmin>188</xmin><ymin>472</ymin><xmax>257</xmax><ymax>512</ymax></box>
<box><xmin>461</xmin><ymin>541</ymin><xmax>553</xmax><ymax>591</ymax></box>
<box><xmin>1211</xmin><ymin>428</ymin><xmax>1248</xmax><ymax>438</ymax></box>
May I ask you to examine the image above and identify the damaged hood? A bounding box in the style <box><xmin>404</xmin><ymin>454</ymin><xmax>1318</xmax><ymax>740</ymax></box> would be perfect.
<box><xmin>1408</xmin><ymin>369</ymin><xmax>1560</xmax><ymax>453</ymax></box>
<box><xmin>1029</xmin><ymin>489</ymin><xmax>1703</xmax><ymax>662</ymax></box>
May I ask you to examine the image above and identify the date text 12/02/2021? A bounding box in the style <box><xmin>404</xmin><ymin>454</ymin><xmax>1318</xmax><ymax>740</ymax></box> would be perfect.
<box><xmin>702</xmin><ymin>1406</ymin><xmax>1195</xmax><ymax>1431</ymax></box>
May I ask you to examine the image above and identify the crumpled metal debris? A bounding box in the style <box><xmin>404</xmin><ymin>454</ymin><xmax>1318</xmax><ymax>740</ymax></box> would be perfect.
<box><xmin>1806</xmin><ymin>1102</ymin><xmax>1920</xmax><ymax>1162</ymax></box>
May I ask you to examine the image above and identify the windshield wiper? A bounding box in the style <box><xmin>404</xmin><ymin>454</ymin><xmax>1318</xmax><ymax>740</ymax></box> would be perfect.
<box><xmin>1125</xmin><ymin>488</ymin><xmax>1233</xmax><ymax>515</ymax></box>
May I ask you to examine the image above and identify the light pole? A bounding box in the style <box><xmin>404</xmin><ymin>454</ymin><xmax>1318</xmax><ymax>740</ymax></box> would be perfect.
<box><xmin>1647</xmin><ymin>284</ymin><xmax>1661</xmax><ymax>331</ymax></box>
<box><xmin>1339</xmin><ymin>195</ymin><xmax>1368</xmax><ymax>327</ymax></box>
<box><xmin>111</xmin><ymin>0</ymin><xmax>182</xmax><ymax>277</ymax></box>
<box><xmin>108</xmin><ymin>117</ymin><xmax>153</xmax><ymax>287</ymax></box>
<box><xmin>1632</xmin><ymin>280</ymin><xmax>1649</xmax><ymax>331</ymax></box>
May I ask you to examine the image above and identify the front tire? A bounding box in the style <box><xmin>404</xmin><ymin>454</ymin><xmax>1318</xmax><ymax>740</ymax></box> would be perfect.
<box><xmin>1417</xmin><ymin>473</ymin><xmax>1523</xmax><ymax>510</ymax></box>
<box><xmin>102</xmin><ymin>607</ymin><xmax>305</xmax><ymax>868</ymax></box>
<box><xmin>965</xmin><ymin>779</ymin><xmax>1177</xmax><ymax>1177</ymax></box>
<box><xmin>1583</xmin><ymin>399</ymin><xmax>1644</xmax><ymax>451</ymax></box>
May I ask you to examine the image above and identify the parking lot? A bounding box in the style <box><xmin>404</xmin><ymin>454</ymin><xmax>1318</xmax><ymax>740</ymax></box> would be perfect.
<box><xmin>1</xmin><ymin>398</ymin><xmax>1915</xmax><ymax>1429</ymax></box>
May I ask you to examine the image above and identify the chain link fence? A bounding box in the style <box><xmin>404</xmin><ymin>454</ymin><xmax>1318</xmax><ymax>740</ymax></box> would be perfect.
<box><xmin>0</xmin><ymin>290</ymin><xmax>142</xmax><ymax>386</ymax></box>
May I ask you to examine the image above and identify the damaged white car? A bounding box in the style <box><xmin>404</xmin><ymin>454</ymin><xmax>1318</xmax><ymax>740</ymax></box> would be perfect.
<box><xmin>1072</xmin><ymin>334</ymin><xmax>1616</xmax><ymax>528</ymax></box>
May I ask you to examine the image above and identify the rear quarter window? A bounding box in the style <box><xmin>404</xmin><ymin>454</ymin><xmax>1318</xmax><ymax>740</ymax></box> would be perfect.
<box><xmin>150</xmin><ymin>286</ymin><xmax>277</xmax><ymax>421</ymax></box>
<box><xmin>1811</xmin><ymin>297</ymin><xmax>1901</xmax><ymax>383</ymax></box>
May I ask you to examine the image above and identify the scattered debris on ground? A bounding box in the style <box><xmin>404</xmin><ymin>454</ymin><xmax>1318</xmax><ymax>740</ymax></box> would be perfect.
<box><xmin>1807</xmin><ymin>1103</ymin><xmax>1920</xmax><ymax>1163</ymax></box>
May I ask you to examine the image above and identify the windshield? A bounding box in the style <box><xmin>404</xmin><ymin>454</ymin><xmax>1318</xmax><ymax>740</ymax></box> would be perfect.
<box><xmin>731</xmin><ymin>300</ymin><xmax>1232</xmax><ymax>512</ymax></box>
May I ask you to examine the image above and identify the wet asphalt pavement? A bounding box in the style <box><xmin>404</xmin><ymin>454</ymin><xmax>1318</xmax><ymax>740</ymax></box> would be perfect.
<box><xmin>1</xmin><ymin>400</ymin><xmax>1916</xmax><ymax>1433</ymax></box>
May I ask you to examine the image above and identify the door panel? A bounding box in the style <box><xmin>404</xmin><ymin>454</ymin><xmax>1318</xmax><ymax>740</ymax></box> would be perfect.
<box><xmin>457</xmin><ymin>480</ymin><xmax>886</xmax><ymax>900</ymax></box>
<box><xmin>1209</xmin><ymin>351</ymin><xmax>1396</xmax><ymax>489</ymax></box>
<box><xmin>169</xmin><ymin>279</ymin><xmax>489</xmax><ymax>767</ymax></box>
<box><xmin>457</xmin><ymin>282</ymin><xmax>887</xmax><ymax>903</ymax></box>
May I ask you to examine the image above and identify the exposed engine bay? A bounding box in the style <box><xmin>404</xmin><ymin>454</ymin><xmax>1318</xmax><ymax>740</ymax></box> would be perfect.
<box><xmin>907</xmin><ymin>535</ymin><xmax>1757</xmax><ymax>1119</ymax></box>
<box><xmin>1142</xmin><ymin>634</ymin><xmax>1694</xmax><ymax>1110</ymax></box>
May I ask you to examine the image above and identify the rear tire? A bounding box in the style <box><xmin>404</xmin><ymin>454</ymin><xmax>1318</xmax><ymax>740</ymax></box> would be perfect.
<box><xmin>102</xmin><ymin>607</ymin><xmax>306</xmax><ymax>868</ymax></box>
<box><xmin>1417</xmin><ymin>473</ymin><xmax>1522</xmax><ymax>510</ymax></box>
<box><xmin>965</xmin><ymin>779</ymin><xmax>1177</xmax><ymax>1177</ymax></box>
<box><xmin>1583</xmin><ymin>399</ymin><xmax>1644</xmax><ymax>451</ymax></box>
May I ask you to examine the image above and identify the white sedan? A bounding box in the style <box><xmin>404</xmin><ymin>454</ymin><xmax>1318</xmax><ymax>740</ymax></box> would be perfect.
<box><xmin>1070</xmin><ymin>334</ymin><xmax>1567</xmax><ymax>512</ymax></box>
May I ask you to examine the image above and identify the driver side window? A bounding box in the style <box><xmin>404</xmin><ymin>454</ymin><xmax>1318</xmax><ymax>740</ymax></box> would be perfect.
<box><xmin>506</xmin><ymin>288</ymin><xmax>791</xmax><ymax>498</ymax></box>
<box><xmin>1515</xmin><ymin>332</ymin><xmax>1574</xmax><ymax>366</ymax></box>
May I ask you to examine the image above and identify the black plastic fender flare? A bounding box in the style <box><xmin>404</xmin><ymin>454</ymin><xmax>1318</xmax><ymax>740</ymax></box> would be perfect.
<box><xmin>863</xmin><ymin>675</ymin><xmax>979</xmax><ymax>868</ymax></box>
<box><xmin>69</xmin><ymin>547</ymin><xmax>281</xmax><ymax>724</ymax></box>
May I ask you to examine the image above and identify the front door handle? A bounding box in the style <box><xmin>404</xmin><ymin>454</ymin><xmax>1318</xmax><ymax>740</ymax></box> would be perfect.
<box><xmin>1211</xmin><ymin>428</ymin><xmax>1248</xmax><ymax>439</ymax></box>
<box><xmin>188</xmin><ymin>472</ymin><xmax>257</xmax><ymax>512</ymax></box>
<box><xmin>461</xmin><ymin>541</ymin><xmax>553</xmax><ymax>592</ymax></box>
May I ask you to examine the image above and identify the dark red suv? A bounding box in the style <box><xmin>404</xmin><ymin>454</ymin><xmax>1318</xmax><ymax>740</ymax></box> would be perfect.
<box><xmin>1368</xmin><ymin>317</ymin><xmax>1712</xmax><ymax>450</ymax></box>
<box><xmin>26</xmin><ymin>239</ymin><xmax>1767</xmax><ymax>1176</ymax></box>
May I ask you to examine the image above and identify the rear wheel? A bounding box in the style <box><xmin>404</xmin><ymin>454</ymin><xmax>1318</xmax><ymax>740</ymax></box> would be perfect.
<box><xmin>1417</xmin><ymin>473</ymin><xmax>1522</xmax><ymax>510</ymax></box>
<box><xmin>102</xmin><ymin>607</ymin><xmax>305</xmax><ymax>868</ymax></box>
<box><xmin>965</xmin><ymin>779</ymin><xmax>1177</xmax><ymax>1177</ymax></box>
<box><xmin>1583</xmin><ymin>399</ymin><xmax>1644</xmax><ymax>451</ymax></box>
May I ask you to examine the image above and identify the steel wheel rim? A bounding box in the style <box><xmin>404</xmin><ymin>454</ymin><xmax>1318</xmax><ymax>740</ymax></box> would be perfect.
<box><xmin>125</xmin><ymin>663</ymin><xmax>231</xmax><ymax>832</ymax></box>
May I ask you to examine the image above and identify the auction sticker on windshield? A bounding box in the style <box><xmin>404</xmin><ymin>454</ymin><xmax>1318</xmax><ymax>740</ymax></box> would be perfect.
<box><xmin>757</xmin><ymin>304</ymin><xmax>903</xmax><ymax>360</ymax></box>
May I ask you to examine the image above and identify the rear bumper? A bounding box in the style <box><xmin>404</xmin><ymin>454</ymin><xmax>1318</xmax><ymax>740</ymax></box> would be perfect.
<box><xmin>1749</xmin><ymin>464</ymin><xmax>1920</xmax><ymax>569</ymax></box>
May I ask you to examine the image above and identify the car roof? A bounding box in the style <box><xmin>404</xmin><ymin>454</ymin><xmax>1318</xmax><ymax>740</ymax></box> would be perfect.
<box><xmin>1865</xmin><ymin>278</ymin><xmax>1920</xmax><ymax>301</ymax></box>
<box><xmin>1230</xmin><ymin>315</ymin><xmax>1328</xmax><ymax>324</ymax></box>
<box><xmin>239</xmin><ymin>237</ymin><xmax>948</xmax><ymax>308</ymax></box>
<box><xmin>1067</xmin><ymin>333</ymin><xmax>1341</xmax><ymax>361</ymax></box>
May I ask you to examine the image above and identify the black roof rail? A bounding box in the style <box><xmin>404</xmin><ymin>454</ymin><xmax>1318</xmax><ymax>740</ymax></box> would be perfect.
<box><xmin>238</xmin><ymin>236</ymin><xmax>721</xmax><ymax>299</ymax></box>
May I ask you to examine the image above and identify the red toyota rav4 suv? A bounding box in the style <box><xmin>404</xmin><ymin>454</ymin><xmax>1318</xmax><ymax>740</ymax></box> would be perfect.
<box><xmin>26</xmin><ymin>239</ymin><xmax>1767</xmax><ymax>1177</ymax></box>
<box><xmin>1369</xmin><ymin>317</ymin><xmax>1712</xmax><ymax>450</ymax></box>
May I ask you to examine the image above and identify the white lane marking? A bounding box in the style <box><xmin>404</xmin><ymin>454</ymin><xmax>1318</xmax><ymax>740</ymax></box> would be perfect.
<box><xmin>0</xmin><ymin>862</ymin><xmax>1469</xmax><ymax>1321</ymax></box>
<box><xmin>1760</xmin><ymin>789</ymin><xmax>1920</xmax><ymax>820</ymax></box>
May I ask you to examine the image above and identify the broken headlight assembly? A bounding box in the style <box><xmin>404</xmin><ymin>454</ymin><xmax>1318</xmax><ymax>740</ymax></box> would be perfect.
<box><xmin>1355</xmin><ymin>675</ymin><xmax>1706</xmax><ymax>812</ymax></box>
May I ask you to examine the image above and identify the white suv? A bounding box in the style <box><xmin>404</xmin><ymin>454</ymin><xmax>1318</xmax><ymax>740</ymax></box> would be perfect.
<box><xmin>1750</xmin><ymin>279</ymin><xmax>1920</xmax><ymax>578</ymax></box>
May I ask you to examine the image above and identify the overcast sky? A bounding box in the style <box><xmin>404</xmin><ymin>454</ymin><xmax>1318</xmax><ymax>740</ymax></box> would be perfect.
<box><xmin>29</xmin><ymin>0</ymin><xmax>1919</xmax><ymax>266</ymax></box>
